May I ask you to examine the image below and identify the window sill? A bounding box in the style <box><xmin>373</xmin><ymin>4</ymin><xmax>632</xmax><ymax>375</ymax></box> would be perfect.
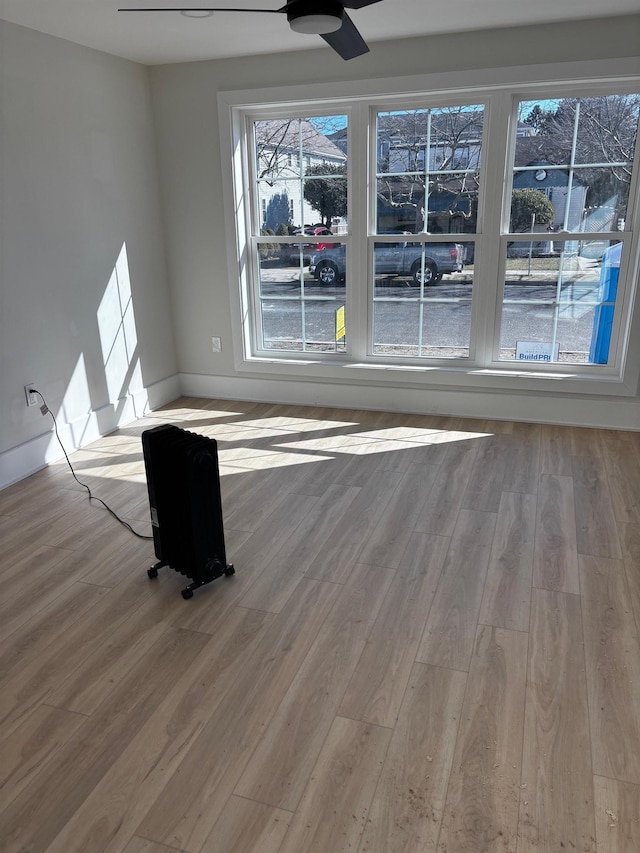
<box><xmin>235</xmin><ymin>353</ymin><xmax>637</xmax><ymax>398</ymax></box>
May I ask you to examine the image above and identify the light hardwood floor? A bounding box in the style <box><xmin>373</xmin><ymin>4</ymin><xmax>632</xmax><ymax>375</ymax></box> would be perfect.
<box><xmin>1</xmin><ymin>397</ymin><xmax>640</xmax><ymax>852</ymax></box>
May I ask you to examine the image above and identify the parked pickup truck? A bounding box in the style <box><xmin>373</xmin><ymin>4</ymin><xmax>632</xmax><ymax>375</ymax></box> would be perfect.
<box><xmin>309</xmin><ymin>238</ymin><xmax>465</xmax><ymax>285</ymax></box>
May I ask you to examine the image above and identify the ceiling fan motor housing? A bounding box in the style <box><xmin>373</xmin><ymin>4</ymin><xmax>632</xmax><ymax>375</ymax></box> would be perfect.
<box><xmin>287</xmin><ymin>0</ymin><xmax>344</xmax><ymax>34</ymax></box>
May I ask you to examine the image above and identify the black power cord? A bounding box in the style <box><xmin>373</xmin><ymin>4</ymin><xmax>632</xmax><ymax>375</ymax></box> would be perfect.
<box><xmin>32</xmin><ymin>388</ymin><xmax>153</xmax><ymax>541</ymax></box>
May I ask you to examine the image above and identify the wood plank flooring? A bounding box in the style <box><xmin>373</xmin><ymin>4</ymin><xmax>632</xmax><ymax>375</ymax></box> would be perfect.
<box><xmin>1</xmin><ymin>396</ymin><xmax>639</xmax><ymax>852</ymax></box>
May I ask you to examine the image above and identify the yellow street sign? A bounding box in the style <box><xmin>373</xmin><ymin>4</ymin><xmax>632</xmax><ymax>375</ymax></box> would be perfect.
<box><xmin>336</xmin><ymin>305</ymin><xmax>346</xmax><ymax>341</ymax></box>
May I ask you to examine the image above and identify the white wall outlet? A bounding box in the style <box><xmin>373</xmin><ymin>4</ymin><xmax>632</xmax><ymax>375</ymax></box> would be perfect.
<box><xmin>211</xmin><ymin>336</ymin><xmax>222</xmax><ymax>352</ymax></box>
<box><xmin>24</xmin><ymin>383</ymin><xmax>38</xmax><ymax>407</ymax></box>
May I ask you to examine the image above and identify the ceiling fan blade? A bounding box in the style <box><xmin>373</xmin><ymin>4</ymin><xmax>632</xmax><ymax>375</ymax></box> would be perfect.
<box><xmin>321</xmin><ymin>10</ymin><xmax>368</xmax><ymax>60</ymax></box>
<box><xmin>343</xmin><ymin>0</ymin><xmax>383</xmax><ymax>8</ymax></box>
<box><xmin>117</xmin><ymin>7</ymin><xmax>285</xmax><ymax>13</ymax></box>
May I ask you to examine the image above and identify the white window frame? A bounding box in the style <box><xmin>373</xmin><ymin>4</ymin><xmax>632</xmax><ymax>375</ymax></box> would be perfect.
<box><xmin>493</xmin><ymin>84</ymin><xmax>640</xmax><ymax>376</ymax></box>
<box><xmin>218</xmin><ymin>58</ymin><xmax>640</xmax><ymax>397</ymax></box>
<box><xmin>368</xmin><ymin>97</ymin><xmax>487</xmax><ymax>363</ymax></box>
<box><xmin>249</xmin><ymin>108</ymin><xmax>352</xmax><ymax>357</ymax></box>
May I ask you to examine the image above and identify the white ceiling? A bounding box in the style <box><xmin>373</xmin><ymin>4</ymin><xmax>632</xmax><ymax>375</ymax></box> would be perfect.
<box><xmin>1</xmin><ymin>0</ymin><xmax>638</xmax><ymax>66</ymax></box>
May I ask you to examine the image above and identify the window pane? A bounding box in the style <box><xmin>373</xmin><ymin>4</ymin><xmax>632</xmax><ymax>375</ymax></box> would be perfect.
<box><xmin>254</xmin><ymin>115</ymin><xmax>348</xmax><ymax>233</ymax></box>
<box><xmin>574</xmin><ymin>95</ymin><xmax>640</xmax><ymax>165</ymax></box>
<box><xmin>260</xmin><ymin>294</ymin><xmax>302</xmax><ymax>351</ymax></box>
<box><xmin>377</xmin><ymin>176</ymin><xmax>479</xmax><ymax>235</ymax></box>
<box><xmin>377</xmin><ymin>109</ymin><xmax>429</xmax><ymax>175</ymax></box>
<box><xmin>373</xmin><ymin>294</ymin><xmax>473</xmax><ymax>358</ymax></box>
<box><xmin>509</xmin><ymin>164</ymin><xmax>634</xmax><ymax>235</ymax></box>
<box><xmin>302</xmin><ymin>176</ymin><xmax>346</xmax><ymax>234</ymax></box>
<box><xmin>514</xmin><ymin>98</ymin><xmax>564</xmax><ymax>164</ymax></box>
<box><xmin>254</xmin><ymin>115</ymin><xmax>348</xmax><ymax>355</ymax></box>
<box><xmin>512</xmin><ymin>95</ymin><xmax>639</xmax><ymax>235</ymax></box>
<box><xmin>308</xmin><ymin>242</ymin><xmax>346</xmax><ymax>286</ymax></box>
<box><xmin>376</xmin><ymin>105</ymin><xmax>483</xmax><ymax>234</ymax></box>
<box><xmin>430</xmin><ymin>172</ymin><xmax>480</xmax><ymax>233</ymax></box>
<box><xmin>510</xmin><ymin>169</ymin><xmax>571</xmax><ymax>233</ymax></box>
<box><xmin>498</xmin><ymin>240</ymin><xmax>623</xmax><ymax>364</ymax></box>
<box><xmin>258</xmin><ymin>247</ymin><xmax>346</xmax><ymax>353</ymax></box>
<box><xmin>372</xmin><ymin>239</ymin><xmax>466</xmax><ymax>290</ymax></box>
<box><xmin>301</xmin><ymin>115</ymin><xmax>347</xmax><ymax>173</ymax></box>
<box><xmin>372</xmin><ymin>241</ymin><xmax>473</xmax><ymax>358</ymax></box>
<box><xmin>255</xmin><ymin>119</ymin><xmax>302</xmax><ymax>181</ymax></box>
<box><xmin>373</xmin><ymin>302</ymin><xmax>420</xmax><ymax>356</ymax></box>
<box><xmin>258</xmin><ymin>252</ymin><xmax>305</xmax><ymax>297</ymax></box>
<box><xmin>261</xmin><ymin>297</ymin><xmax>347</xmax><ymax>353</ymax></box>
<box><xmin>422</xmin><ymin>302</ymin><xmax>472</xmax><ymax>357</ymax></box>
<box><xmin>575</xmin><ymin>167</ymin><xmax>633</xmax><ymax>232</ymax></box>
<box><xmin>376</xmin><ymin>177</ymin><xmax>424</xmax><ymax>233</ymax></box>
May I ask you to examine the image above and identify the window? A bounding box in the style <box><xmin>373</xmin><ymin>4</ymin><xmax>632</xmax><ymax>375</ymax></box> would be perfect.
<box><xmin>373</xmin><ymin>105</ymin><xmax>483</xmax><ymax>359</ymax></box>
<box><xmin>253</xmin><ymin>114</ymin><xmax>348</xmax><ymax>353</ymax></box>
<box><xmin>223</xmin><ymin>70</ymin><xmax>640</xmax><ymax>394</ymax></box>
<box><xmin>501</xmin><ymin>95</ymin><xmax>640</xmax><ymax>365</ymax></box>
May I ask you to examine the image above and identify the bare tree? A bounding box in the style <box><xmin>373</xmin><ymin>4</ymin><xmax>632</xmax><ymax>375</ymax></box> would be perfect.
<box><xmin>255</xmin><ymin>117</ymin><xmax>346</xmax><ymax>185</ymax></box>
<box><xmin>255</xmin><ymin>119</ymin><xmax>299</xmax><ymax>186</ymax></box>
<box><xmin>521</xmin><ymin>95</ymin><xmax>639</xmax><ymax>172</ymax></box>
<box><xmin>375</xmin><ymin>106</ymin><xmax>484</xmax><ymax>233</ymax></box>
<box><xmin>518</xmin><ymin>95</ymin><xmax>640</xmax><ymax>217</ymax></box>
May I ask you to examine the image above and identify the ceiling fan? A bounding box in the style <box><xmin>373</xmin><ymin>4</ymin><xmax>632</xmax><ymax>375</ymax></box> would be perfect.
<box><xmin>117</xmin><ymin>0</ymin><xmax>383</xmax><ymax>60</ymax></box>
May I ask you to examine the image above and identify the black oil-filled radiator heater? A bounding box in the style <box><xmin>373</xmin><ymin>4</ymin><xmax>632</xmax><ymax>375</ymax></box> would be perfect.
<box><xmin>141</xmin><ymin>424</ymin><xmax>234</xmax><ymax>599</ymax></box>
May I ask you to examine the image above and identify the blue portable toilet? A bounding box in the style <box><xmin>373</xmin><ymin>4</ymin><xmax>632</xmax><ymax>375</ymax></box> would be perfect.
<box><xmin>589</xmin><ymin>241</ymin><xmax>621</xmax><ymax>364</ymax></box>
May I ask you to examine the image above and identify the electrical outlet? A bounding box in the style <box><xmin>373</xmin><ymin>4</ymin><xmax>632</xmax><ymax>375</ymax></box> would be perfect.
<box><xmin>211</xmin><ymin>336</ymin><xmax>222</xmax><ymax>353</ymax></box>
<box><xmin>24</xmin><ymin>383</ymin><xmax>38</xmax><ymax>407</ymax></box>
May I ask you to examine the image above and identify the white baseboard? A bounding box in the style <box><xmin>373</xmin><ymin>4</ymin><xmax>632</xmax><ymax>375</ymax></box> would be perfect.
<box><xmin>0</xmin><ymin>374</ymin><xmax>180</xmax><ymax>491</ymax></box>
<box><xmin>179</xmin><ymin>372</ymin><xmax>640</xmax><ymax>431</ymax></box>
<box><xmin>4</xmin><ymin>369</ymin><xmax>637</xmax><ymax>491</ymax></box>
<box><xmin>146</xmin><ymin>374</ymin><xmax>181</xmax><ymax>412</ymax></box>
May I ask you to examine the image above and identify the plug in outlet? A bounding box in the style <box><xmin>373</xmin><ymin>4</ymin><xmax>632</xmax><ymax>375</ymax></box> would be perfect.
<box><xmin>211</xmin><ymin>336</ymin><xmax>222</xmax><ymax>353</ymax></box>
<box><xmin>24</xmin><ymin>383</ymin><xmax>38</xmax><ymax>407</ymax></box>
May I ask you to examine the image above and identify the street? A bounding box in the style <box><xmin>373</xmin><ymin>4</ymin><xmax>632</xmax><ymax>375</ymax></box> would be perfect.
<box><xmin>258</xmin><ymin>265</ymin><xmax>603</xmax><ymax>361</ymax></box>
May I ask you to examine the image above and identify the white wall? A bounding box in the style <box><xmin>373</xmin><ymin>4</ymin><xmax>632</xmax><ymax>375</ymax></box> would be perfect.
<box><xmin>149</xmin><ymin>15</ymin><xmax>640</xmax><ymax>429</ymax></box>
<box><xmin>0</xmin><ymin>22</ymin><xmax>179</xmax><ymax>487</ymax></box>
<box><xmin>2</xmin><ymin>16</ymin><xmax>639</xmax><ymax>493</ymax></box>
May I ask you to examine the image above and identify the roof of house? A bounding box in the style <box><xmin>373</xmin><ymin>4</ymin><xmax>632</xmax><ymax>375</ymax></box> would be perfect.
<box><xmin>255</xmin><ymin>119</ymin><xmax>346</xmax><ymax>161</ymax></box>
<box><xmin>512</xmin><ymin>161</ymin><xmax>586</xmax><ymax>188</ymax></box>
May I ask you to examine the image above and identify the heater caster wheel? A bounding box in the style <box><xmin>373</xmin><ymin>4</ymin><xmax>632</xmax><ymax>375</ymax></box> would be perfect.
<box><xmin>181</xmin><ymin>588</ymin><xmax>194</xmax><ymax>600</ymax></box>
<box><xmin>147</xmin><ymin>567</ymin><xmax>159</xmax><ymax>579</ymax></box>
<box><xmin>224</xmin><ymin>564</ymin><xmax>235</xmax><ymax>577</ymax></box>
